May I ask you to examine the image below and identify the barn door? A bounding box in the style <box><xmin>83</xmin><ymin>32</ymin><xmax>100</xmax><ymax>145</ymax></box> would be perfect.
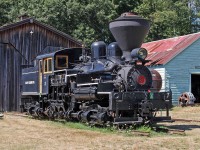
<box><xmin>191</xmin><ymin>74</ymin><xmax>200</xmax><ymax>103</ymax></box>
<box><xmin>39</xmin><ymin>60</ymin><xmax>43</xmax><ymax>94</ymax></box>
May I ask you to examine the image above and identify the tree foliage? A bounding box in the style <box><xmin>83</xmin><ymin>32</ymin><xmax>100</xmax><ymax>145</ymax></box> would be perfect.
<box><xmin>0</xmin><ymin>0</ymin><xmax>11</xmax><ymax>26</ymax></box>
<box><xmin>112</xmin><ymin>0</ymin><xmax>141</xmax><ymax>14</ymax></box>
<box><xmin>0</xmin><ymin>0</ymin><xmax>199</xmax><ymax>46</ymax></box>
<box><xmin>135</xmin><ymin>0</ymin><xmax>192</xmax><ymax>41</ymax></box>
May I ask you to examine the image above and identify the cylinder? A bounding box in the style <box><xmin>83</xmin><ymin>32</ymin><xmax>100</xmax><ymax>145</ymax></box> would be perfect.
<box><xmin>73</xmin><ymin>87</ymin><xmax>99</xmax><ymax>101</ymax></box>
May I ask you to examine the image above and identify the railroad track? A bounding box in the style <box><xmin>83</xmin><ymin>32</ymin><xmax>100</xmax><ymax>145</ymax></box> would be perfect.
<box><xmin>167</xmin><ymin>128</ymin><xmax>186</xmax><ymax>135</ymax></box>
<box><xmin>5</xmin><ymin>112</ymin><xmax>200</xmax><ymax>123</ymax></box>
<box><xmin>132</xmin><ymin>127</ymin><xmax>185</xmax><ymax>137</ymax></box>
<box><xmin>153</xmin><ymin>127</ymin><xmax>185</xmax><ymax>135</ymax></box>
<box><xmin>4</xmin><ymin>113</ymin><xmax>189</xmax><ymax>136</ymax></box>
<box><xmin>4</xmin><ymin>112</ymin><xmax>29</xmax><ymax>118</ymax></box>
<box><xmin>132</xmin><ymin>130</ymin><xmax>151</xmax><ymax>136</ymax></box>
<box><xmin>178</xmin><ymin>103</ymin><xmax>200</xmax><ymax>107</ymax></box>
<box><xmin>173</xmin><ymin>118</ymin><xmax>200</xmax><ymax>123</ymax></box>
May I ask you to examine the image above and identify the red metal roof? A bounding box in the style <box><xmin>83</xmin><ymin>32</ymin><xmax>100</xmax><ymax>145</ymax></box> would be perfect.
<box><xmin>142</xmin><ymin>32</ymin><xmax>200</xmax><ymax>66</ymax></box>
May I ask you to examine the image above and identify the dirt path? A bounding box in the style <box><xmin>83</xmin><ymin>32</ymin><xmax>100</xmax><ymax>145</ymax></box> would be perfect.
<box><xmin>0</xmin><ymin>107</ymin><xmax>200</xmax><ymax>150</ymax></box>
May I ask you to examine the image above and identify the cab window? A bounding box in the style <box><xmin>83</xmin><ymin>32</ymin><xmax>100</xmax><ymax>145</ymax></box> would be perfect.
<box><xmin>43</xmin><ymin>58</ymin><xmax>52</xmax><ymax>74</ymax></box>
<box><xmin>56</xmin><ymin>55</ymin><xmax>68</xmax><ymax>69</ymax></box>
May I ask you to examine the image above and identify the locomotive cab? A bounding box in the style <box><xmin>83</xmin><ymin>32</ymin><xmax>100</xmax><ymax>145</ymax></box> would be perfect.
<box><xmin>21</xmin><ymin>48</ymin><xmax>82</xmax><ymax>98</ymax></box>
<box><xmin>55</xmin><ymin>55</ymin><xmax>68</xmax><ymax>69</ymax></box>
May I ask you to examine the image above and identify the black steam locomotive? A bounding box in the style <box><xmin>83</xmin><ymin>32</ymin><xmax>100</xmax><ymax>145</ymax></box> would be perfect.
<box><xmin>21</xmin><ymin>13</ymin><xmax>172</xmax><ymax>125</ymax></box>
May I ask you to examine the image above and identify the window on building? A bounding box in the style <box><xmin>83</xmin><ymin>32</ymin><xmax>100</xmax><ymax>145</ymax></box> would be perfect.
<box><xmin>56</xmin><ymin>55</ymin><xmax>68</xmax><ymax>69</ymax></box>
<box><xmin>43</xmin><ymin>58</ymin><xmax>52</xmax><ymax>74</ymax></box>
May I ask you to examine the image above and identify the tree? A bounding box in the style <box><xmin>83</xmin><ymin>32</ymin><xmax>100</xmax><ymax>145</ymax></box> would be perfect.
<box><xmin>111</xmin><ymin>0</ymin><xmax>141</xmax><ymax>15</ymax></box>
<box><xmin>71</xmin><ymin>0</ymin><xmax>117</xmax><ymax>46</ymax></box>
<box><xmin>1</xmin><ymin>0</ymin><xmax>198</xmax><ymax>45</ymax></box>
<box><xmin>189</xmin><ymin>0</ymin><xmax>200</xmax><ymax>32</ymax></box>
<box><xmin>6</xmin><ymin>0</ymin><xmax>117</xmax><ymax>46</ymax></box>
<box><xmin>135</xmin><ymin>0</ymin><xmax>192</xmax><ymax>41</ymax></box>
<box><xmin>0</xmin><ymin>0</ymin><xmax>12</xmax><ymax>26</ymax></box>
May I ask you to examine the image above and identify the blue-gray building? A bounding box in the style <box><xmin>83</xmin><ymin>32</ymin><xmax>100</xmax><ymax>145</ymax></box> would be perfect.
<box><xmin>143</xmin><ymin>32</ymin><xmax>200</xmax><ymax>105</ymax></box>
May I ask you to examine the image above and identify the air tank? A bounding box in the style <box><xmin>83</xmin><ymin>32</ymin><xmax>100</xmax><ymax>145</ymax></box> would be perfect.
<box><xmin>109</xmin><ymin>12</ymin><xmax>150</xmax><ymax>61</ymax></box>
<box><xmin>150</xmin><ymin>69</ymin><xmax>162</xmax><ymax>92</ymax></box>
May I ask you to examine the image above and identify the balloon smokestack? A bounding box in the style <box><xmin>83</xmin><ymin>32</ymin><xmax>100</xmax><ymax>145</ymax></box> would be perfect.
<box><xmin>109</xmin><ymin>12</ymin><xmax>150</xmax><ymax>61</ymax></box>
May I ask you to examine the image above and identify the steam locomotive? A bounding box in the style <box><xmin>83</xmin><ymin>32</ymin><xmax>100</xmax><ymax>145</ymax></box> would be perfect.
<box><xmin>21</xmin><ymin>13</ymin><xmax>172</xmax><ymax>125</ymax></box>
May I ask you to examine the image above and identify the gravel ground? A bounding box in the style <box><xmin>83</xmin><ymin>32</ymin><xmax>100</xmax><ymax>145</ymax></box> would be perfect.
<box><xmin>0</xmin><ymin>107</ymin><xmax>200</xmax><ymax>150</ymax></box>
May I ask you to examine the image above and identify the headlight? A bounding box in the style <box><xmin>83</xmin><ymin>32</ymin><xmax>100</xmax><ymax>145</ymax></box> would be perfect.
<box><xmin>131</xmin><ymin>48</ymin><xmax>148</xmax><ymax>59</ymax></box>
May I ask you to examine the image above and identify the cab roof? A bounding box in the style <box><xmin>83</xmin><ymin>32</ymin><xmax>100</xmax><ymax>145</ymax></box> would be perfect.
<box><xmin>36</xmin><ymin>47</ymin><xmax>82</xmax><ymax>60</ymax></box>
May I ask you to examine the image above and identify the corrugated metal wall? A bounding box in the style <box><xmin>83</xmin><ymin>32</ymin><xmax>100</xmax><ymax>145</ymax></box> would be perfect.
<box><xmin>0</xmin><ymin>21</ymin><xmax>81</xmax><ymax>111</ymax></box>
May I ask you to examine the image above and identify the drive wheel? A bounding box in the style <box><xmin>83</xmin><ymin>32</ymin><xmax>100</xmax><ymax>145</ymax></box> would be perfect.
<box><xmin>47</xmin><ymin>106</ymin><xmax>55</xmax><ymax>120</ymax></box>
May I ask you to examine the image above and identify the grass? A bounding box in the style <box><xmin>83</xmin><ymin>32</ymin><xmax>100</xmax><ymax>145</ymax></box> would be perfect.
<box><xmin>50</xmin><ymin>120</ymin><xmax>117</xmax><ymax>134</ymax></box>
<box><xmin>136</xmin><ymin>125</ymin><xmax>152</xmax><ymax>132</ymax></box>
<box><xmin>48</xmin><ymin>119</ymin><xmax>171</xmax><ymax>137</ymax></box>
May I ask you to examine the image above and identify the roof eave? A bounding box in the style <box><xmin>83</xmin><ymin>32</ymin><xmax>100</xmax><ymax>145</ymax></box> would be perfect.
<box><xmin>0</xmin><ymin>18</ymin><xmax>82</xmax><ymax>46</ymax></box>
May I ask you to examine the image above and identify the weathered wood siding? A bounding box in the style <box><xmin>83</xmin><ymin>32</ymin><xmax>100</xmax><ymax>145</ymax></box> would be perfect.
<box><xmin>150</xmin><ymin>38</ymin><xmax>200</xmax><ymax>105</ymax></box>
<box><xmin>0</xmin><ymin>43</ymin><xmax>22</xmax><ymax>111</ymax></box>
<box><xmin>0</xmin><ymin>20</ymin><xmax>81</xmax><ymax>111</ymax></box>
<box><xmin>0</xmin><ymin>22</ymin><xmax>81</xmax><ymax>64</ymax></box>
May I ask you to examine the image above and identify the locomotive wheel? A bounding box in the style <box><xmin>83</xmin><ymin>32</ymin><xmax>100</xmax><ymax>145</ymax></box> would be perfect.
<box><xmin>46</xmin><ymin>106</ymin><xmax>55</xmax><ymax>120</ymax></box>
<box><xmin>58</xmin><ymin>107</ymin><xmax>65</xmax><ymax>119</ymax></box>
<box><xmin>143</xmin><ymin>116</ymin><xmax>153</xmax><ymax>125</ymax></box>
<box><xmin>28</xmin><ymin>106</ymin><xmax>35</xmax><ymax>116</ymax></box>
<box><xmin>58</xmin><ymin>110</ymin><xmax>65</xmax><ymax>119</ymax></box>
<box><xmin>35</xmin><ymin>107</ymin><xmax>45</xmax><ymax>118</ymax></box>
<box><xmin>179</xmin><ymin>92</ymin><xmax>196</xmax><ymax>107</ymax></box>
<box><xmin>65</xmin><ymin>110</ymin><xmax>73</xmax><ymax>121</ymax></box>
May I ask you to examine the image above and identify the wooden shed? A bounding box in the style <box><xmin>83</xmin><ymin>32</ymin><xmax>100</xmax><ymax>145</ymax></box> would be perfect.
<box><xmin>142</xmin><ymin>32</ymin><xmax>200</xmax><ymax>105</ymax></box>
<box><xmin>0</xmin><ymin>17</ymin><xmax>82</xmax><ymax>111</ymax></box>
